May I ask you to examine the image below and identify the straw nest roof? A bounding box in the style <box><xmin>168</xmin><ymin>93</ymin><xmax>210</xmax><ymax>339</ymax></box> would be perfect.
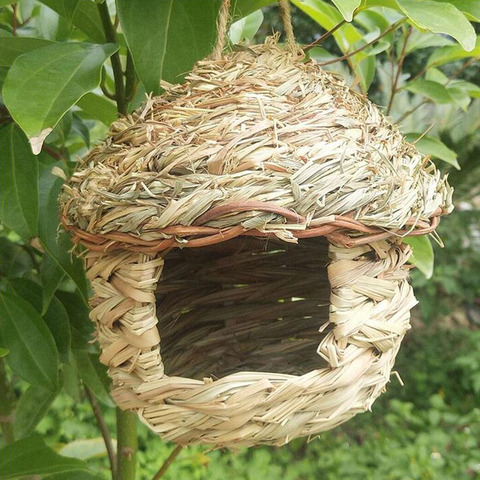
<box><xmin>60</xmin><ymin>37</ymin><xmax>452</xmax><ymax>252</ymax></box>
<box><xmin>59</xmin><ymin>37</ymin><xmax>453</xmax><ymax>447</ymax></box>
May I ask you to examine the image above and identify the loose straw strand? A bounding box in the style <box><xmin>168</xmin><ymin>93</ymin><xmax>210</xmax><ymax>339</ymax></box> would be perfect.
<box><xmin>212</xmin><ymin>0</ymin><xmax>231</xmax><ymax>60</ymax></box>
<box><xmin>278</xmin><ymin>0</ymin><xmax>296</xmax><ymax>52</ymax></box>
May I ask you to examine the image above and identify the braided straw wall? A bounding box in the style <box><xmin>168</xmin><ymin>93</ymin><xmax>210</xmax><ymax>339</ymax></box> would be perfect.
<box><xmin>59</xmin><ymin>38</ymin><xmax>452</xmax><ymax>446</ymax></box>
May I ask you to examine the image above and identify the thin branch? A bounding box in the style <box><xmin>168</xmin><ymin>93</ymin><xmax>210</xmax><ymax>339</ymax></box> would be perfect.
<box><xmin>304</xmin><ymin>19</ymin><xmax>347</xmax><ymax>53</ymax></box>
<box><xmin>317</xmin><ymin>18</ymin><xmax>406</xmax><ymax>67</ymax></box>
<box><xmin>395</xmin><ymin>99</ymin><xmax>429</xmax><ymax>123</ymax></box>
<box><xmin>386</xmin><ymin>26</ymin><xmax>412</xmax><ymax>116</ymax></box>
<box><xmin>446</xmin><ymin>57</ymin><xmax>478</xmax><ymax>85</ymax></box>
<box><xmin>85</xmin><ymin>387</ymin><xmax>117</xmax><ymax>480</ymax></box>
<box><xmin>152</xmin><ymin>445</ymin><xmax>184</xmax><ymax>480</ymax></box>
<box><xmin>97</xmin><ymin>2</ymin><xmax>127</xmax><ymax>115</ymax></box>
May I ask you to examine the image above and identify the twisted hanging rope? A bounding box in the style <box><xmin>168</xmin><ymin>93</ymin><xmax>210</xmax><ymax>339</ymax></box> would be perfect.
<box><xmin>278</xmin><ymin>0</ymin><xmax>297</xmax><ymax>52</ymax></box>
<box><xmin>212</xmin><ymin>0</ymin><xmax>231</xmax><ymax>60</ymax></box>
<box><xmin>212</xmin><ymin>0</ymin><xmax>297</xmax><ymax>60</ymax></box>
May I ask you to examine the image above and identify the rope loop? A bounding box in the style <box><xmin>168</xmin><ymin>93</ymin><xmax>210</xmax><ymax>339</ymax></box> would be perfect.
<box><xmin>212</xmin><ymin>0</ymin><xmax>298</xmax><ymax>60</ymax></box>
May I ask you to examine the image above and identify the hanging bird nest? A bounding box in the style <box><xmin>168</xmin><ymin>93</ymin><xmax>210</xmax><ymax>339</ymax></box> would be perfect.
<box><xmin>60</xmin><ymin>23</ymin><xmax>452</xmax><ymax>446</ymax></box>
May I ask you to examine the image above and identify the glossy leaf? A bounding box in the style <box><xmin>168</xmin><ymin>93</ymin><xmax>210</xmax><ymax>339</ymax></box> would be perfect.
<box><xmin>405</xmin><ymin>133</ymin><xmax>460</xmax><ymax>169</ymax></box>
<box><xmin>332</xmin><ymin>0</ymin><xmax>361</xmax><ymax>21</ymax></box>
<box><xmin>229</xmin><ymin>9</ymin><xmax>264</xmax><ymax>43</ymax></box>
<box><xmin>0</xmin><ymin>237</ymin><xmax>33</xmax><ymax>278</ymax></box>
<box><xmin>73</xmin><ymin>350</ymin><xmax>113</xmax><ymax>407</ymax></box>
<box><xmin>405</xmin><ymin>30</ymin><xmax>453</xmax><ymax>53</ymax></box>
<box><xmin>396</xmin><ymin>0</ymin><xmax>475</xmax><ymax>51</ymax></box>
<box><xmin>0</xmin><ymin>124</ymin><xmax>39</xmax><ymax>240</ymax></box>
<box><xmin>60</xmin><ymin>438</ymin><xmax>114</xmax><ymax>460</ymax></box>
<box><xmin>38</xmin><ymin>164</ymin><xmax>89</xmax><ymax>302</ymax></box>
<box><xmin>0</xmin><ymin>37</ymin><xmax>53</xmax><ymax>67</ymax></box>
<box><xmin>231</xmin><ymin>0</ymin><xmax>276</xmax><ymax>19</ymax></box>
<box><xmin>117</xmin><ymin>0</ymin><xmax>220</xmax><ymax>94</ymax></box>
<box><xmin>0</xmin><ymin>292</ymin><xmax>59</xmax><ymax>390</ymax></box>
<box><xmin>56</xmin><ymin>291</ymin><xmax>93</xmax><ymax>350</ymax></box>
<box><xmin>44</xmin><ymin>296</ymin><xmax>72</xmax><ymax>360</ymax></box>
<box><xmin>38</xmin><ymin>0</ymin><xmax>105</xmax><ymax>42</ymax></box>
<box><xmin>405</xmin><ymin>235</ymin><xmax>434</xmax><ymax>279</ymax></box>
<box><xmin>40</xmin><ymin>252</ymin><xmax>66</xmax><ymax>314</ymax></box>
<box><xmin>76</xmin><ymin>92</ymin><xmax>117</xmax><ymax>126</ymax></box>
<box><xmin>3</xmin><ymin>42</ymin><xmax>118</xmax><ymax>153</ymax></box>
<box><xmin>0</xmin><ymin>434</ymin><xmax>89</xmax><ymax>479</ymax></box>
<box><xmin>434</xmin><ymin>0</ymin><xmax>480</xmax><ymax>22</ymax></box>
<box><xmin>427</xmin><ymin>36</ymin><xmax>480</xmax><ymax>67</ymax></box>
<box><xmin>404</xmin><ymin>79</ymin><xmax>454</xmax><ymax>104</ymax></box>
<box><xmin>14</xmin><ymin>385</ymin><xmax>58</xmax><ymax>439</ymax></box>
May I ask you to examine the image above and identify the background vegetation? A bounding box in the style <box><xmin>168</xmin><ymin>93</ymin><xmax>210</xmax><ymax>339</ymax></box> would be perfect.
<box><xmin>0</xmin><ymin>0</ymin><xmax>479</xmax><ymax>479</ymax></box>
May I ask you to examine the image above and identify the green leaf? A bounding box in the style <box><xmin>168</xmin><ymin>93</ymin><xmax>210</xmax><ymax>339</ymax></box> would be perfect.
<box><xmin>38</xmin><ymin>164</ymin><xmax>89</xmax><ymax>303</ymax></box>
<box><xmin>40</xmin><ymin>252</ymin><xmax>66</xmax><ymax>314</ymax></box>
<box><xmin>405</xmin><ymin>133</ymin><xmax>460</xmax><ymax>169</ymax></box>
<box><xmin>14</xmin><ymin>385</ymin><xmax>58</xmax><ymax>439</ymax></box>
<box><xmin>0</xmin><ymin>434</ymin><xmax>89</xmax><ymax>479</ymax></box>
<box><xmin>3</xmin><ymin>42</ymin><xmax>118</xmax><ymax>153</ymax></box>
<box><xmin>0</xmin><ymin>347</ymin><xmax>9</xmax><ymax>357</ymax></box>
<box><xmin>73</xmin><ymin>350</ymin><xmax>113</xmax><ymax>407</ymax></box>
<box><xmin>117</xmin><ymin>0</ymin><xmax>220</xmax><ymax>94</ymax></box>
<box><xmin>229</xmin><ymin>9</ymin><xmax>264</xmax><ymax>43</ymax></box>
<box><xmin>332</xmin><ymin>0</ymin><xmax>361</xmax><ymax>21</ymax></box>
<box><xmin>76</xmin><ymin>92</ymin><xmax>117</xmax><ymax>126</ymax></box>
<box><xmin>405</xmin><ymin>30</ymin><xmax>453</xmax><ymax>53</ymax></box>
<box><xmin>60</xmin><ymin>438</ymin><xmax>114</xmax><ymax>460</ymax></box>
<box><xmin>434</xmin><ymin>0</ymin><xmax>480</xmax><ymax>22</ymax></box>
<box><xmin>0</xmin><ymin>124</ymin><xmax>39</xmax><ymax>240</ymax></box>
<box><xmin>396</xmin><ymin>0</ymin><xmax>475</xmax><ymax>51</ymax></box>
<box><xmin>449</xmin><ymin>79</ymin><xmax>480</xmax><ymax>98</ymax></box>
<box><xmin>56</xmin><ymin>291</ymin><xmax>93</xmax><ymax>350</ymax></box>
<box><xmin>0</xmin><ymin>292</ymin><xmax>59</xmax><ymax>390</ymax></box>
<box><xmin>44</xmin><ymin>296</ymin><xmax>72</xmax><ymax>361</ymax></box>
<box><xmin>0</xmin><ymin>37</ymin><xmax>53</xmax><ymax>67</ymax></box>
<box><xmin>0</xmin><ymin>237</ymin><xmax>34</xmax><ymax>278</ymax></box>
<box><xmin>404</xmin><ymin>235</ymin><xmax>434</xmax><ymax>279</ymax></box>
<box><xmin>231</xmin><ymin>0</ymin><xmax>276</xmax><ymax>18</ymax></box>
<box><xmin>38</xmin><ymin>0</ymin><xmax>105</xmax><ymax>42</ymax></box>
<box><xmin>292</xmin><ymin>0</ymin><xmax>377</xmax><ymax>91</ymax></box>
<box><xmin>427</xmin><ymin>36</ymin><xmax>480</xmax><ymax>67</ymax></box>
<box><xmin>404</xmin><ymin>79</ymin><xmax>454</xmax><ymax>104</ymax></box>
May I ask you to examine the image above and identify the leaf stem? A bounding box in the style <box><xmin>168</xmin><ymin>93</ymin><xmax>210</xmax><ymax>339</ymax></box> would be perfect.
<box><xmin>85</xmin><ymin>386</ymin><xmax>117</xmax><ymax>480</ymax></box>
<box><xmin>97</xmin><ymin>2</ymin><xmax>127</xmax><ymax>115</ymax></box>
<box><xmin>395</xmin><ymin>99</ymin><xmax>429</xmax><ymax>123</ymax></box>
<box><xmin>386</xmin><ymin>26</ymin><xmax>411</xmax><ymax>116</ymax></box>
<box><xmin>0</xmin><ymin>359</ymin><xmax>15</xmax><ymax>445</ymax></box>
<box><xmin>317</xmin><ymin>18</ymin><xmax>405</xmax><ymax>67</ymax></box>
<box><xmin>304</xmin><ymin>19</ymin><xmax>347</xmax><ymax>53</ymax></box>
<box><xmin>116</xmin><ymin>409</ymin><xmax>137</xmax><ymax>480</ymax></box>
<box><xmin>152</xmin><ymin>445</ymin><xmax>184</xmax><ymax>480</ymax></box>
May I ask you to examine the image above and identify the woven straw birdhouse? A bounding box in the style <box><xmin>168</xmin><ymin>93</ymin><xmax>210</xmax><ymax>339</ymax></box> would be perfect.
<box><xmin>60</xmin><ymin>10</ymin><xmax>452</xmax><ymax>447</ymax></box>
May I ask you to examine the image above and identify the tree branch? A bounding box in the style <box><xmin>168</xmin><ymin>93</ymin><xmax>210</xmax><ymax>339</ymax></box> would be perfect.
<box><xmin>125</xmin><ymin>51</ymin><xmax>138</xmax><ymax>102</ymax></box>
<box><xmin>317</xmin><ymin>19</ymin><xmax>405</xmax><ymax>67</ymax></box>
<box><xmin>97</xmin><ymin>2</ymin><xmax>127</xmax><ymax>115</ymax></box>
<box><xmin>85</xmin><ymin>387</ymin><xmax>117</xmax><ymax>480</ymax></box>
<box><xmin>152</xmin><ymin>445</ymin><xmax>184</xmax><ymax>480</ymax></box>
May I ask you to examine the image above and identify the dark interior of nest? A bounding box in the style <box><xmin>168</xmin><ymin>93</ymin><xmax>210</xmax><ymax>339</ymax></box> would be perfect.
<box><xmin>155</xmin><ymin>236</ymin><xmax>332</xmax><ymax>380</ymax></box>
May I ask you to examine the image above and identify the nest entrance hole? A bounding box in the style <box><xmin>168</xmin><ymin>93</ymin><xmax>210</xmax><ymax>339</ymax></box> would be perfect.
<box><xmin>155</xmin><ymin>237</ymin><xmax>331</xmax><ymax>380</ymax></box>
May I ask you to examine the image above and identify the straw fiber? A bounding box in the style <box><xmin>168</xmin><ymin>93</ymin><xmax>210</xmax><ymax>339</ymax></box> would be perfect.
<box><xmin>60</xmin><ymin>38</ymin><xmax>452</xmax><ymax>446</ymax></box>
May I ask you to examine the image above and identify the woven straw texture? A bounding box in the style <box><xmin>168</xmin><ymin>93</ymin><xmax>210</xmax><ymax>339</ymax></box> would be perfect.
<box><xmin>60</xmin><ymin>38</ymin><xmax>452</xmax><ymax>447</ymax></box>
